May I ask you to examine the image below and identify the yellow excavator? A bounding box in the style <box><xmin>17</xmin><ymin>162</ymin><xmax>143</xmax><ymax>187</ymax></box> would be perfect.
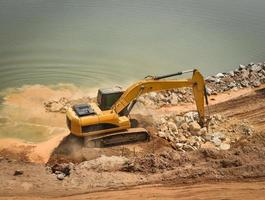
<box><xmin>66</xmin><ymin>69</ymin><xmax>207</xmax><ymax>147</ymax></box>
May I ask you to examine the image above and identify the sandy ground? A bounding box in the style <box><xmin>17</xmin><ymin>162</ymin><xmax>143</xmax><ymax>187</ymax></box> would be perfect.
<box><xmin>0</xmin><ymin>84</ymin><xmax>264</xmax><ymax>199</ymax></box>
<box><xmin>1</xmin><ymin>181</ymin><xmax>265</xmax><ymax>200</ymax></box>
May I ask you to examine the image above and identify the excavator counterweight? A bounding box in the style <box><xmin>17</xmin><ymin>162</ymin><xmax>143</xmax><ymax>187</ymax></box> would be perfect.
<box><xmin>66</xmin><ymin>69</ymin><xmax>207</xmax><ymax>147</ymax></box>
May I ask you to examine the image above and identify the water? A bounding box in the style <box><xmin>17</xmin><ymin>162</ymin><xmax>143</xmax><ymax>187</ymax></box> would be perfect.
<box><xmin>0</xmin><ymin>0</ymin><xmax>265</xmax><ymax>91</ymax></box>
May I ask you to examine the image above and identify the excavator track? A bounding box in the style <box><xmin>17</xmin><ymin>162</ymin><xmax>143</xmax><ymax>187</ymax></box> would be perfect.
<box><xmin>84</xmin><ymin>128</ymin><xmax>150</xmax><ymax>148</ymax></box>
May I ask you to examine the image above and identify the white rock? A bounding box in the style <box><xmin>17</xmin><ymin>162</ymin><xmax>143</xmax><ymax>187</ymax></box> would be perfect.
<box><xmin>216</xmin><ymin>73</ymin><xmax>225</xmax><ymax>78</ymax></box>
<box><xmin>184</xmin><ymin>112</ymin><xmax>198</xmax><ymax>122</ymax></box>
<box><xmin>219</xmin><ymin>143</ymin><xmax>231</xmax><ymax>151</ymax></box>
<box><xmin>212</xmin><ymin>137</ymin><xmax>222</xmax><ymax>146</ymax></box>
<box><xmin>212</xmin><ymin>132</ymin><xmax>226</xmax><ymax>140</ymax></box>
<box><xmin>239</xmin><ymin>64</ymin><xmax>246</xmax><ymax>70</ymax></box>
<box><xmin>189</xmin><ymin>121</ymin><xmax>201</xmax><ymax>132</ymax></box>
<box><xmin>206</xmin><ymin>76</ymin><xmax>216</xmax><ymax>82</ymax></box>
<box><xmin>228</xmin><ymin>71</ymin><xmax>235</xmax><ymax>77</ymax></box>
<box><xmin>250</xmin><ymin>65</ymin><xmax>262</xmax><ymax>72</ymax></box>
<box><xmin>175</xmin><ymin>143</ymin><xmax>184</xmax><ymax>149</ymax></box>
<box><xmin>57</xmin><ymin>173</ymin><xmax>65</xmax><ymax>180</ymax></box>
<box><xmin>160</xmin><ymin>117</ymin><xmax>167</xmax><ymax>124</ymax></box>
<box><xmin>148</xmin><ymin>92</ymin><xmax>157</xmax><ymax>100</ymax></box>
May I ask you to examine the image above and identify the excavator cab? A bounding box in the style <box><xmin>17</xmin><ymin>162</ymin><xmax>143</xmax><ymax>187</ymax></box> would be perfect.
<box><xmin>97</xmin><ymin>87</ymin><xmax>124</xmax><ymax>111</ymax></box>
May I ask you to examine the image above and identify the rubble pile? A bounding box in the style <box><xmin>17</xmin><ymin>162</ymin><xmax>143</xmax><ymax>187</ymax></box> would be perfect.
<box><xmin>137</xmin><ymin>88</ymin><xmax>194</xmax><ymax>108</ymax></box>
<box><xmin>154</xmin><ymin>112</ymin><xmax>254</xmax><ymax>152</ymax></box>
<box><xmin>50</xmin><ymin>163</ymin><xmax>74</xmax><ymax>180</ymax></box>
<box><xmin>138</xmin><ymin>62</ymin><xmax>265</xmax><ymax>107</ymax></box>
<box><xmin>44</xmin><ymin>97</ymin><xmax>93</xmax><ymax>113</ymax></box>
<box><xmin>206</xmin><ymin>62</ymin><xmax>265</xmax><ymax>94</ymax></box>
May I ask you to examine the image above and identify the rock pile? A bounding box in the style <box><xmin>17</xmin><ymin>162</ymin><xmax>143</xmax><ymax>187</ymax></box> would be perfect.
<box><xmin>50</xmin><ymin>163</ymin><xmax>74</xmax><ymax>180</ymax></box>
<box><xmin>44</xmin><ymin>97</ymin><xmax>93</xmax><ymax>113</ymax></box>
<box><xmin>44</xmin><ymin>97</ymin><xmax>71</xmax><ymax>113</ymax></box>
<box><xmin>154</xmin><ymin>112</ymin><xmax>254</xmax><ymax>152</ymax></box>
<box><xmin>138</xmin><ymin>62</ymin><xmax>265</xmax><ymax>107</ymax></box>
<box><xmin>206</xmin><ymin>62</ymin><xmax>265</xmax><ymax>94</ymax></box>
<box><xmin>137</xmin><ymin>88</ymin><xmax>194</xmax><ymax>108</ymax></box>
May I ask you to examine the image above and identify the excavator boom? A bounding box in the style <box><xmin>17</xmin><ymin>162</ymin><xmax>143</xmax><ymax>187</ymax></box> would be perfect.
<box><xmin>113</xmin><ymin>69</ymin><xmax>206</xmax><ymax>124</ymax></box>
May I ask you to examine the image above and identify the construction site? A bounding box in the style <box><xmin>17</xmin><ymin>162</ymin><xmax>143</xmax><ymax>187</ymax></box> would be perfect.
<box><xmin>0</xmin><ymin>62</ymin><xmax>265</xmax><ymax>200</ymax></box>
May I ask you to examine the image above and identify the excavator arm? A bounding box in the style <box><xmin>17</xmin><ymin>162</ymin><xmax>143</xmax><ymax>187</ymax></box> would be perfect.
<box><xmin>112</xmin><ymin>69</ymin><xmax>206</xmax><ymax>125</ymax></box>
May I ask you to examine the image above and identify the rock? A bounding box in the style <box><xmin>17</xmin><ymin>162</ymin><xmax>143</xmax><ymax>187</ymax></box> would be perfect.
<box><xmin>242</xmin><ymin>126</ymin><xmax>253</xmax><ymax>136</ymax></box>
<box><xmin>170</xmin><ymin>93</ymin><xmax>179</xmax><ymax>104</ymax></box>
<box><xmin>180</xmin><ymin>122</ymin><xmax>189</xmax><ymax>130</ymax></box>
<box><xmin>167</xmin><ymin>121</ymin><xmax>177</xmax><ymax>131</ymax></box>
<box><xmin>174</xmin><ymin>116</ymin><xmax>185</xmax><ymax>126</ymax></box>
<box><xmin>160</xmin><ymin>124</ymin><xmax>168</xmax><ymax>132</ymax></box>
<box><xmin>201</xmin><ymin>142</ymin><xmax>217</xmax><ymax>149</ymax></box>
<box><xmin>228</xmin><ymin>82</ymin><xmax>236</xmax><ymax>88</ymax></box>
<box><xmin>160</xmin><ymin>117</ymin><xmax>167</xmax><ymax>124</ymax></box>
<box><xmin>199</xmin><ymin>127</ymin><xmax>207</xmax><ymax>136</ymax></box>
<box><xmin>158</xmin><ymin>131</ymin><xmax>167</xmax><ymax>139</ymax></box>
<box><xmin>239</xmin><ymin>64</ymin><xmax>246</xmax><ymax>70</ymax></box>
<box><xmin>214</xmin><ymin>114</ymin><xmax>223</xmax><ymax>122</ymax></box>
<box><xmin>14</xmin><ymin>170</ymin><xmax>24</xmax><ymax>176</ymax></box>
<box><xmin>51</xmin><ymin>164</ymin><xmax>71</xmax><ymax>176</ymax></box>
<box><xmin>219</xmin><ymin>143</ymin><xmax>231</xmax><ymax>151</ymax></box>
<box><xmin>228</xmin><ymin>71</ymin><xmax>235</xmax><ymax>77</ymax></box>
<box><xmin>216</xmin><ymin>73</ymin><xmax>225</xmax><ymax>78</ymax></box>
<box><xmin>250</xmin><ymin>64</ymin><xmax>262</xmax><ymax>72</ymax></box>
<box><xmin>212</xmin><ymin>132</ymin><xmax>226</xmax><ymax>140</ymax></box>
<box><xmin>189</xmin><ymin>121</ymin><xmax>201</xmax><ymax>132</ymax></box>
<box><xmin>57</xmin><ymin>173</ymin><xmax>65</xmax><ymax>180</ymax></box>
<box><xmin>241</xmin><ymin>80</ymin><xmax>249</xmax><ymax>87</ymax></box>
<box><xmin>205</xmin><ymin>87</ymin><xmax>213</xmax><ymax>95</ymax></box>
<box><xmin>205</xmin><ymin>134</ymin><xmax>213</xmax><ymax>141</ymax></box>
<box><xmin>175</xmin><ymin>143</ymin><xmax>184</xmax><ymax>149</ymax></box>
<box><xmin>212</xmin><ymin>137</ymin><xmax>222</xmax><ymax>146</ymax></box>
<box><xmin>206</xmin><ymin>76</ymin><xmax>216</xmax><ymax>82</ymax></box>
<box><xmin>148</xmin><ymin>92</ymin><xmax>157</xmax><ymax>100</ymax></box>
<box><xmin>253</xmin><ymin>80</ymin><xmax>261</xmax><ymax>87</ymax></box>
<box><xmin>184</xmin><ymin>112</ymin><xmax>198</xmax><ymax>122</ymax></box>
<box><xmin>240</xmin><ymin>69</ymin><xmax>249</xmax><ymax>79</ymax></box>
<box><xmin>183</xmin><ymin>144</ymin><xmax>196</xmax><ymax>151</ymax></box>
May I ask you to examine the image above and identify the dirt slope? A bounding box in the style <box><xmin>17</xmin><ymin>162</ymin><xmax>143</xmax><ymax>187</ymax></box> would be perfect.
<box><xmin>210</xmin><ymin>87</ymin><xmax>265</xmax><ymax>130</ymax></box>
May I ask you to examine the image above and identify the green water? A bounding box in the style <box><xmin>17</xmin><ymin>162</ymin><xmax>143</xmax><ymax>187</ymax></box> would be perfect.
<box><xmin>0</xmin><ymin>0</ymin><xmax>265</xmax><ymax>90</ymax></box>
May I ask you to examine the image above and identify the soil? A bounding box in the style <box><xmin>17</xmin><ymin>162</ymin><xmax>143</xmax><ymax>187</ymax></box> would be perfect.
<box><xmin>0</xmin><ymin>84</ymin><xmax>264</xmax><ymax>199</ymax></box>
